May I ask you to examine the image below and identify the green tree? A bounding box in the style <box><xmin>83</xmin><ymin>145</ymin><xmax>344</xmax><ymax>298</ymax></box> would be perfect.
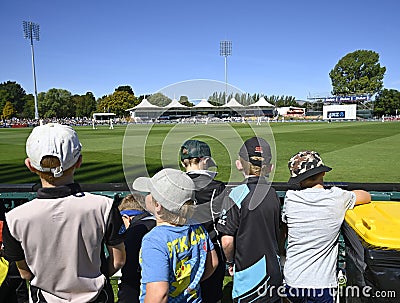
<box><xmin>97</xmin><ymin>91</ymin><xmax>138</xmax><ymax>117</ymax></box>
<box><xmin>73</xmin><ymin>92</ymin><xmax>97</xmax><ymax>117</ymax></box>
<box><xmin>115</xmin><ymin>85</ymin><xmax>135</xmax><ymax>95</ymax></box>
<box><xmin>2</xmin><ymin>101</ymin><xmax>16</xmax><ymax>119</ymax></box>
<box><xmin>275</xmin><ymin>95</ymin><xmax>299</xmax><ymax>107</ymax></box>
<box><xmin>0</xmin><ymin>88</ymin><xmax>9</xmax><ymax>116</ymax></box>
<box><xmin>39</xmin><ymin>88</ymin><xmax>74</xmax><ymax>118</ymax></box>
<box><xmin>329</xmin><ymin>50</ymin><xmax>386</xmax><ymax>96</ymax></box>
<box><xmin>373</xmin><ymin>89</ymin><xmax>400</xmax><ymax>116</ymax></box>
<box><xmin>0</xmin><ymin>81</ymin><xmax>27</xmax><ymax>118</ymax></box>
<box><xmin>147</xmin><ymin>93</ymin><xmax>171</xmax><ymax>107</ymax></box>
<box><xmin>179</xmin><ymin>96</ymin><xmax>193</xmax><ymax>107</ymax></box>
<box><xmin>21</xmin><ymin>94</ymin><xmax>35</xmax><ymax>118</ymax></box>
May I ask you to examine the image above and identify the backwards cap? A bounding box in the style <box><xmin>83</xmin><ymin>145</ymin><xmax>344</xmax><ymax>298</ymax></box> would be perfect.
<box><xmin>239</xmin><ymin>137</ymin><xmax>272</xmax><ymax>166</ymax></box>
<box><xmin>180</xmin><ymin>139</ymin><xmax>217</xmax><ymax>167</ymax></box>
<box><xmin>26</xmin><ymin>123</ymin><xmax>82</xmax><ymax>178</ymax></box>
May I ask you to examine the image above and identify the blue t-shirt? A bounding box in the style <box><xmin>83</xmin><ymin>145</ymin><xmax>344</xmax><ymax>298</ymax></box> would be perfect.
<box><xmin>139</xmin><ymin>224</ymin><xmax>214</xmax><ymax>303</ymax></box>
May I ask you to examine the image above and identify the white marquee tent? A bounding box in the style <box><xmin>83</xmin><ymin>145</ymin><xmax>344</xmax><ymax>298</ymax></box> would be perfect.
<box><xmin>222</xmin><ymin>97</ymin><xmax>244</xmax><ymax>108</ymax></box>
<box><xmin>193</xmin><ymin>99</ymin><xmax>216</xmax><ymax>108</ymax></box>
<box><xmin>249</xmin><ymin>96</ymin><xmax>275</xmax><ymax>108</ymax></box>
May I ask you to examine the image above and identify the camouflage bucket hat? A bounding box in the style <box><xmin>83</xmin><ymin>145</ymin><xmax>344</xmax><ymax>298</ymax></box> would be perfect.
<box><xmin>287</xmin><ymin>150</ymin><xmax>332</xmax><ymax>184</ymax></box>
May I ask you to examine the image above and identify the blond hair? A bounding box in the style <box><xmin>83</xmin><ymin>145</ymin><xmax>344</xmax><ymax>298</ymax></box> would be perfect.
<box><xmin>239</xmin><ymin>156</ymin><xmax>268</xmax><ymax>176</ymax></box>
<box><xmin>37</xmin><ymin>156</ymin><xmax>75</xmax><ymax>185</ymax></box>
<box><xmin>151</xmin><ymin>197</ymin><xmax>194</xmax><ymax>225</ymax></box>
<box><xmin>118</xmin><ymin>193</ymin><xmax>145</xmax><ymax>211</ymax></box>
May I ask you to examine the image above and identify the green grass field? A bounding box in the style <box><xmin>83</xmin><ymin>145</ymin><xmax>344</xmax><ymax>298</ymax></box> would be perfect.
<box><xmin>0</xmin><ymin>121</ymin><xmax>399</xmax><ymax>184</ymax></box>
<box><xmin>1</xmin><ymin>121</ymin><xmax>399</xmax><ymax>303</ymax></box>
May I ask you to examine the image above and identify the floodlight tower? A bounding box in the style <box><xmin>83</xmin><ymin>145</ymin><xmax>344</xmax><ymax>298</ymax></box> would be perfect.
<box><xmin>23</xmin><ymin>21</ymin><xmax>40</xmax><ymax>119</ymax></box>
<box><xmin>220</xmin><ymin>40</ymin><xmax>232</xmax><ymax>104</ymax></box>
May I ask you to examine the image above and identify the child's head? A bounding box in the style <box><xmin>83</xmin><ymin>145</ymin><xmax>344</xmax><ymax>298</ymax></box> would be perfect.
<box><xmin>132</xmin><ymin>168</ymin><xmax>196</xmax><ymax>225</ymax></box>
<box><xmin>288</xmin><ymin>150</ymin><xmax>332</xmax><ymax>188</ymax></box>
<box><xmin>118</xmin><ymin>193</ymin><xmax>146</xmax><ymax>211</ymax></box>
<box><xmin>25</xmin><ymin>123</ymin><xmax>82</xmax><ymax>184</ymax></box>
<box><xmin>236</xmin><ymin>137</ymin><xmax>272</xmax><ymax>177</ymax></box>
<box><xmin>180</xmin><ymin>139</ymin><xmax>216</xmax><ymax>170</ymax></box>
<box><xmin>118</xmin><ymin>193</ymin><xmax>146</xmax><ymax>228</ymax></box>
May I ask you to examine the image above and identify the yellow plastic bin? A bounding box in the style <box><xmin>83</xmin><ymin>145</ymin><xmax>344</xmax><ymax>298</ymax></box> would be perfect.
<box><xmin>342</xmin><ymin>201</ymin><xmax>400</xmax><ymax>303</ymax></box>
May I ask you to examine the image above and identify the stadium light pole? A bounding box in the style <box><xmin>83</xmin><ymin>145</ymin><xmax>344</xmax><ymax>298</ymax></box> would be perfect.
<box><xmin>220</xmin><ymin>40</ymin><xmax>232</xmax><ymax>104</ymax></box>
<box><xmin>23</xmin><ymin>21</ymin><xmax>40</xmax><ymax>120</ymax></box>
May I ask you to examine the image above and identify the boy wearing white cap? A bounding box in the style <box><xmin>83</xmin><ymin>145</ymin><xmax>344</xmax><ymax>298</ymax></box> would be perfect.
<box><xmin>283</xmin><ymin>150</ymin><xmax>371</xmax><ymax>303</ymax></box>
<box><xmin>132</xmin><ymin>168</ymin><xmax>218</xmax><ymax>303</ymax></box>
<box><xmin>2</xmin><ymin>123</ymin><xmax>126</xmax><ymax>303</ymax></box>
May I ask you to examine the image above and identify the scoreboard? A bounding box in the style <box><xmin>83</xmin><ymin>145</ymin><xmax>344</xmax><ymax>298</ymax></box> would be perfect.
<box><xmin>323</xmin><ymin>104</ymin><xmax>357</xmax><ymax>120</ymax></box>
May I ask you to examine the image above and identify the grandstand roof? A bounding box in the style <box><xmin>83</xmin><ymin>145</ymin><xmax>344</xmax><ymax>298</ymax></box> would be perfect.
<box><xmin>126</xmin><ymin>98</ymin><xmax>160</xmax><ymax>111</ymax></box>
<box><xmin>249</xmin><ymin>96</ymin><xmax>274</xmax><ymax>107</ymax></box>
<box><xmin>193</xmin><ymin>99</ymin><xmax>215</xmax><ymax>108</ymax></box>
<box><xmin>222</xmin><ymin>97</ymin><xmax>244</xmax><ymax>108</ymax></box>
<box><xmin>164</xmin><ymin>98</ymin><xmax>188</xmax><ymax>108</ymax></box>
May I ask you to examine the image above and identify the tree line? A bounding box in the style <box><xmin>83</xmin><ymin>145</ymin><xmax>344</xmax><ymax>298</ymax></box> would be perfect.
<box><xmin>1</xmin><ymin>49</ymin><xmax>399</xmax><ymax>119</ymax></box>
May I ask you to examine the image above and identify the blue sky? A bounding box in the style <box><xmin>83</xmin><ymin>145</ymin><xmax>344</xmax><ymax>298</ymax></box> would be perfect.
<box><xmin>1</xmin><ymin>0</ymin><xmax>400</xmax><ymax>101</ymax></box>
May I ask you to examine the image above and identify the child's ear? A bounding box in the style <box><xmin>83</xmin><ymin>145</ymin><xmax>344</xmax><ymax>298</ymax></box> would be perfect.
<box><xmin>235</xmin><ymin>159</ymin><xmax>243</xmax><ymax>171</ymax></box>
<box><xmin>200</xmin><ymin>158</ymin><xmax>209</xmax><ymax>170</ymax></box>
<box><xmin>25</xmin><ymin>158</ymin><xmax>37</xmax><ymax>172</ymax></box>
<box><xmin>154</xmin><ymin>201</ymin><xmax>162</xmax><ymax>212</ymax></box>
<box><xmin>266</xmin><ymin>164</ymin><xmax>274</xmax><ymax>174</ymax></box>
<box><xmin>75</xmin><ymin>155</ymin><xmax>83</xmax><ymax>168</ymax></box>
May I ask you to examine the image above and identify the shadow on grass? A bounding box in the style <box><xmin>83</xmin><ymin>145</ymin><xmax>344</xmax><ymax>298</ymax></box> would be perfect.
<box><xmin>0</xmin><ymin>161</ymin><xmax>170</xmax><ymax>185</ymax></box>
<box><xmin>0</xmin><ymin>164</ymin><xmax>36</xmax><ymax>184</ymax></box>
<box><xmin>0</xmin><ymin>162</ymin><xmax>127</xmax><ymax>184</ymax></box>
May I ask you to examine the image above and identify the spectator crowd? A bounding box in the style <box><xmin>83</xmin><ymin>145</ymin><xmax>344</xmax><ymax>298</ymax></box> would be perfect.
<box><xmin>0</xmin><ymin>122</ymin><xmax>371</xmax><ymax>303</ymax></box>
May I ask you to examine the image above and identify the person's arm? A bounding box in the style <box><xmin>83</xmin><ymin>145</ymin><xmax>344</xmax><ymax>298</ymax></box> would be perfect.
<box><xmin>221</xmin><ymin>234</ymin><xmax>235</xmax><ymax>276</ymax></box>
<box><xmin>103</xmin><ymin>202</ymin><xmax>127</xmax><ymax>276</ymax></box>
<box><xmin>2</xmin><ymin>218</ymin><xmax>32</xmax><ymax>279</ymax></box>
<box><xmin>106</xmin><ymin>242</ymin><xmax>126</xmax><ymax>276</ymax></box>
<box><xmin>201</xmin><ymin>249</ymin><xmax>218</xmax><ymax>281</ymax></box>
<box><xmin>279</xmin><ymin>222</ymin><xmax>288</xmax><ymax>259</ymax></box>
<box><xmin>353</xmin><ymin>190</ymin><xmax>371</xmax><ymax>205</ymax></box>
<box><xmin>144</xmin><ymin>281</ymin><xmax>169</xmax><ymax>303</ymax></box>
<box><xmin>15</xmin><ymin>259</ymin><xmax>33</xmax><ymax>280</ymax></box>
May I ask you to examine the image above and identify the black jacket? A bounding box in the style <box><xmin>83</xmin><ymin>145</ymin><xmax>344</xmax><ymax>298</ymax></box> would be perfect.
<box><xmin>186</xmin><ymin>172</ymin><xmax>226</xmax><ymax>243</ymax></box>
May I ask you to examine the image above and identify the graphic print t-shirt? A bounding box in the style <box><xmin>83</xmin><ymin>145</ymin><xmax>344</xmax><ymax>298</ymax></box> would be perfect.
<box><xmin>139</xmin><ymin>224</ymin><xmax>214</xmax><ymax>303</ymax></box>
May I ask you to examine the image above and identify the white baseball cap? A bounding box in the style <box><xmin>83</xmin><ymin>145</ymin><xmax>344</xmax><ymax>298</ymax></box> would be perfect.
<box><xmin>132</xmin><ymin>168</ymin><xmax>196</xmax><ymax>214</ymax></box>
<box><xmin>26</xmin><ymin>123</ymin><xmax>82</xmax><ymax>178</ymax></box>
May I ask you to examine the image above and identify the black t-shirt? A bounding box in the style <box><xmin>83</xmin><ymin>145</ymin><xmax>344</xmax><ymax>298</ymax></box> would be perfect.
<box><xmin>120</xmin><ymin>213</ymin><xmax>156</xmax><ymax>288</ymax></box>
<box><xmin>217</xmin><ymin>177</ymin><xmax>283</xmax><ymax>303</ymax></box>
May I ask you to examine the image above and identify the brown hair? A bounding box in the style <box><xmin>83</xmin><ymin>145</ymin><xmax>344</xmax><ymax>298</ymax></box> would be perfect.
<box><xmin>181</xmin><ymin>157</ymin><xmax>200</xmax><ymax>168</ymax></box>
<box><xmin>151</xmin><ymin>197</ymin><xmax>194</xmax><ymax>225</ymax></box>
<box><xmin>239</xmin><ymin>156</ymin><xmax>268</xmax><ymax>176</ymax></box>
<box><xmin>299</xmin><ymin>172</ymin><xmax>325</xmax><ymax>188</ymax></box>
<box><xmin>37</xmin><ymin>156</ymin><xmax>75</xmax><ymax>184</ymax></box>
<box><xmin>118</xmin><ymin>193</ymin><xmax>145</xmax><ymax>211</ymax></box>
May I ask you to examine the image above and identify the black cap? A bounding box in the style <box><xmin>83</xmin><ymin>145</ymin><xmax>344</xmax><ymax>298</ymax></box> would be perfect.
<box><xmin>239</xmin><ymin>137</ymin><xmax>272</xmax><ymax>166</ymax></box>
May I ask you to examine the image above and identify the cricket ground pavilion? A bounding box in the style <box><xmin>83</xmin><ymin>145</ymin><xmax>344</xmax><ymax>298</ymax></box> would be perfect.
<box><xmin>126</xmin><ymin>97</ymin><xmax>277</xmax><ymax>120</ymax></box>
